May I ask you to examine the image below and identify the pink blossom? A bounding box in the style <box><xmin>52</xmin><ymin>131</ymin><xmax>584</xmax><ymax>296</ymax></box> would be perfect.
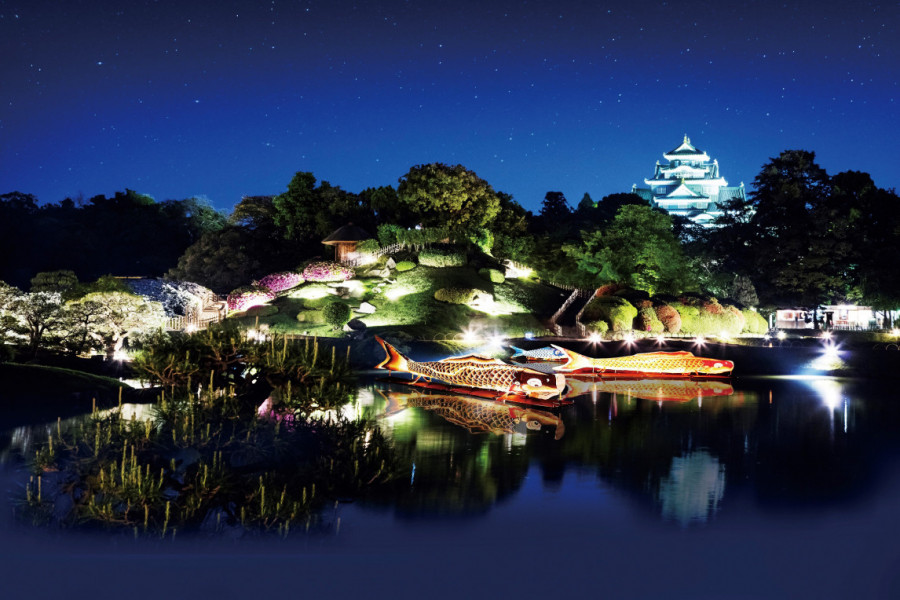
<box><xmin>301</xmin><ymin>261</ymin><xmax>354</xmax><ymax>282</ymax></box>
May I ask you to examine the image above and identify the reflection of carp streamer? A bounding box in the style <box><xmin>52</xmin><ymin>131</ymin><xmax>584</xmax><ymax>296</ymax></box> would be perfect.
<box><xmin>375</xmin><ymin>337</ymin><xmax>566</xmax><ymax>400</ymax></box>
<box><xmin>383</xmin><ymin>391</ymin><xmax>565</xmax><ymax>439</ymax></box>
<box><xmin>566</xmin><ymin>378</ymin><xmax>734</xmax><ymax>402</ymax></box>
<box><xmin>553</xmin><ymin>346</ymin><xmax>734</xmax><ymax>376</ymax></box>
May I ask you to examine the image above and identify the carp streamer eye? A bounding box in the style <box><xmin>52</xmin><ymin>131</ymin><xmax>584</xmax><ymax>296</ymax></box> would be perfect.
<box><xmin>526</xmin><ymin>420</ymin><xmax>541</xmax><ymax>430</ymax></box>
<box><xmin>714</xmin><ymin>363</ymin><xmax>723</xmax><ymax>368</ymax></box>
<box><xmin>526</xmin><ymin>377</ymin><xmax>543</xmax><ymax>387</ymax></box>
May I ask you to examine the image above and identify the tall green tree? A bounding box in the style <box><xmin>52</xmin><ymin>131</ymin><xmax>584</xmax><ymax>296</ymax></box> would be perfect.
<box><xmin>565</xmin><ymin>205</ymin><xmax>694</xmax><ymax>295</ymax></box>
<box><xmin>273</xmin><ymin>172</ymin><xmax>370</xmax><ymax>243</ymax></box>
<box><xmin>742</xmin><ymin>150</ymin><xmax>834</xmax><ymax>308</ymax></box>
<box><xmin>396</xmin><ymin>163</ymin><xmax>501</xmax><ymax>233</ymax></box>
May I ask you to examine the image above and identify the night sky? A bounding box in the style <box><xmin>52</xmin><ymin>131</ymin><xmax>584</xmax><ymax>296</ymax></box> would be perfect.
<box><xmin>2</xmin><ymin>0</ymin><xmax>897</xmax><ymax>213</ymax></box>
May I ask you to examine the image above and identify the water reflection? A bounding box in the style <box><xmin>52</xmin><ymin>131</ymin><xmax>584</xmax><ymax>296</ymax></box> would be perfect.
<box><xmin>565</xmin><ymin>376</ymin><xmax>734</xmax><ymax>403</ymax></box>
<box><xmin>0</xmin><ymin>403</ymin><xmax>154</xmax><ymax>465</ymax></box>
<box><xmin>378</xmin><ymin>389</ymin><xmax>564</xmax><ymax>439</ymax></box>
<box><xmin>3</xmin><ymin>377</ymin><xmax>898</xmax><ymax>529</ymax></box>
<box><xmin>658</xmin><ymin>450</ymin><xmax>726</xmax><ymax>525</ymax></box>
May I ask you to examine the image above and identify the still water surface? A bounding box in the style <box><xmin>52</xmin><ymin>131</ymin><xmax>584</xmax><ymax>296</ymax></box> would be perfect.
<box><xmin>2</xmin><ymin>375</ymin><xmax>900</xmax><ymax>599</ymax></box>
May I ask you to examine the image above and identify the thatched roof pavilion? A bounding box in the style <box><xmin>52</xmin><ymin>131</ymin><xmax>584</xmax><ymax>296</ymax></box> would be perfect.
<box><xmin>322</xmin><ymin>223</ymin><xmax>371</xmax><ymax>263</ymax></box>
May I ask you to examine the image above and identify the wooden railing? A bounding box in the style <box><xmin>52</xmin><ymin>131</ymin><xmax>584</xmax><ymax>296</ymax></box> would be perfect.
<box><xmin>549</xmin><ymin>288</ymin><xmax>594</xmax><ymax>336</ymax></box>
<box><xmin>573</xmin><ymin>290</ymin><xmax>600</xmax><ymax>337</ymax></box>
<box><xmin>344</xmin><ymin>243</ymin><xmax>404</xmax><ymax>267</ymax></box>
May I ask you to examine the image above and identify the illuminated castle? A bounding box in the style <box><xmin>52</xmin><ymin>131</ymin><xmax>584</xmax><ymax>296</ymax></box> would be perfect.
<box><xmin>632</xmin><ymin>135</ymin><xmax>745</xmax><ymax>226</ymax></box>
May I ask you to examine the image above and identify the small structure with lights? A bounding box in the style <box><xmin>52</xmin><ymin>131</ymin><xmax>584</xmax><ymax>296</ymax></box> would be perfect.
<box><xmin>321</xmin><ymin>223</ymin><xmax>372</xmax><ymax>264</ymax></box>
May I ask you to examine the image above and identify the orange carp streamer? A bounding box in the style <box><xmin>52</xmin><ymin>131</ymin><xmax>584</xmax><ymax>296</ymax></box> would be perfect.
<box><xmin>375</xmin><ymin>337</ymin><xmax>566</xmax><ymax>400</ymax></box>
<box><xmin>553</xmin><ymin>346</ymin><xmax>734</xmax><ymax>376</ymax></box>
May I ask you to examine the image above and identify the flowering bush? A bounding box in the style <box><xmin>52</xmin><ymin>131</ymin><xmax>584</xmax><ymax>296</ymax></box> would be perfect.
<box><xmin>227</xmin><ymin>286</ymin><xmax>275</xmax><ymax>312</ymax></box>
<box><xmin>255</xmin><ymin>271</ymin><xmax>304</xmax><ymax>293</ymax></box>
<box><xmin>301</xmin><ymin>261</ymin><xmax>354</xmax><ymax>282</ymax></box>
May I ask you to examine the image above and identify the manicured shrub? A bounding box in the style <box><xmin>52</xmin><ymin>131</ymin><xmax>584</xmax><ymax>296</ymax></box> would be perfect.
<box><xmin>301</xmin><ymin>261</ymin><xmax>354</xmax><ymax>282</ymax></box>
<box><xmin>655</xmin><ymin>304</ymin><xmax>682</xmax><ymax>334</ymax></box>
<box><xmin>395</xmin><ymin>261</ymin><xmax>417</xmax><ymax>272</ymax></box>
<box><xmin>742</xmin><ymin>308</ymin><xmax>769</xmax><ymax>334</ymax></box>
<box><xmin>478</xmin><ymin>267</ymin><xmax>505</xmax><ymax>283</ymax></box>
<box><xmin>671</xmin><ymin>302</ymin><xmax>700</xmax><ymax>334</ymax></box>
<box><xmin>434</xmin><ymin>287</ymin><xmax>478</xmax><ymax>304</ymax></box>
<box><xmin>581</xmin><ymin>296</ymin><xmax>638</xmax><ymax>332</ymax></box>
<box><xmin>674</xmin><ymin>300</ymin><xmax>745</xmax><ymax>336</ymax></box>
<box><xmin>636</xmin><ymin>307</ymin><xmax>665</xmax><ymax>333</ymax></box>
<box><xmin>587</xmin><ymin>321</ymin><xmax>609</xmax><ymax>336</ymax></box>
<box><xmin>227</xmin><ymin>286</ymin><xmax>276</xmax><ymax>312</ymax></box>
<box><xmin>255</xmin><ymin>271</ymin><xmax>304</xmax><ymax>293</ymax></box>
<box><xmin>419</xmin><ymin>248</ymin><xmax>466</xmax><ymax>267</ymax></box>
<box><xmin>322</xmin><ymin>301</ymin><xmax>351</xmax><ymax>330</ymax></box>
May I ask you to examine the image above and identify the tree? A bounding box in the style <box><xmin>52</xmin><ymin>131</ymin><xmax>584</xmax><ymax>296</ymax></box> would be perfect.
<box><xmin>2</xmin><ymin>291</ymin><xmax>65</xmax><ymax>357</ymax></box>
<box><xmin>491</xmin><ymin>192</ymin><xmax>534</xmax><ymax>260</ymax></box>
<box><xmin>743</xmin><ymin>150</ymin><xmax>834</xmax><ymax>309</ymax></box>
<box><xmin>576</xmin><ymin>193</ymin><xmax>595</xmax><ymax>213</ymax></box>
<box><xmin>539</xmin><ymin>191</ymin><xmax>571</xmax><ymax>222</ymax></box>
<box><xmin>565</xmin><ymin>205</ymin><xmax>694</xmax><ymax>295</ymax></box>
<box><xmin>361</xmin><ymin>186</ymin><xmax>418</xmax><ymax>228</ymax></box>
<box><xmin>70</xmin><ymin>291</ymin><xmax>165</xmax><ymax>359</ymax></box>
<box><xmin>56</xmin><ymin>299</ymin><xmax>108</xmax><ymax>355</ymax></box>
<box><xmin>397</xmin><ymin>163</ymin><xmax>501</xmax><ymax>233</ymax></box>
<box><xmin>831</xmin><ymin>172</ymin><xmax>900</xmax><ymax>312</ymax></box>
<box><xmin>273</xmin><ymin>172</ymin><xmax>368</xmax><ymax>243</ymax></box>
<box><xmin>167</xmin><ymin>227</ymin><xmax>268</xmax><ymax>293</ymax></box>
<box><xmin>593</xmin><ymin>193</ymin><xmax>649</xmax><ymax>225</ymax></box>
<box><xmin>30</xmin><ymin>270</ymin><xmax>80</xmax><ymax>297</ymax></box>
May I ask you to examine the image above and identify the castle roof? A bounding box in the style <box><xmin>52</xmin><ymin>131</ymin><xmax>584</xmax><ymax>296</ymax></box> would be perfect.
<box><xmin>663</xmin><ymin>135</ymin><xmax>709</xmax><ymax>161</ymax></box>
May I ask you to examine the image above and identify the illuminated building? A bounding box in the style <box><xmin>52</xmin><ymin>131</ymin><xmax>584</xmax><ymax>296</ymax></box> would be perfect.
<box><xmin>632</xmin><ymin>135</ymin><xmax>746</xmax><ymax>227</ymax></box>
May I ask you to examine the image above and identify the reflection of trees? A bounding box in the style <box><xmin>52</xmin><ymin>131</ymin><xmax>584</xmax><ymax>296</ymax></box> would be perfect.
<box><xmin>370</xmin><ymin>385</ymin><xmax>538</xmax><ymax>517</ymax></box>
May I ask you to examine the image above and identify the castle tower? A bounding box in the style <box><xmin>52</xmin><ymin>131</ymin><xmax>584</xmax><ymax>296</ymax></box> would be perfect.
<box><xmin>632</xmin><ymin>135</ymin><xmax>745</xmax><ymax>227</ymax></box>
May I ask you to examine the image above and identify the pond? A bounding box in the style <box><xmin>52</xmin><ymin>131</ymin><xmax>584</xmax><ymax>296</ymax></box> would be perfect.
<box><xmin>2</xmin><ymin>374</ymin><xmax>900</xmax><ymax>599</ymax></box>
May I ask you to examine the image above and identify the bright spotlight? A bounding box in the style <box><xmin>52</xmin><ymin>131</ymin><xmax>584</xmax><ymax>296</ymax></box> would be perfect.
<box><xmin>656</xmin><ymin>334</ymin><xmax>666</xmax><ymax>345</ymax></box>
<box><xmin>488</xmin><ymin>333</ymin><xmax>505</xmax><ymax>348</ymax></box>
<box><xmin>461</xmin><ymin>326</ymin><xmax>479</xmax><ymax>345</ymax></box>
<box><xmin>821</xmin><ymin>331</ymin><xmax>832</xmax><ymax>340</ymax></box>
<box><xmin>588</xmin><ymin>332</ymin><xmax>603</xmax><ymax>344</ymax></box>
<box><xmin>623</xmin><ymin>333</ymin><xmax>635</xmax><ymax>344</ymax></box>
<box><xmin>776</xmin><ymin>331</ymin><xmax>787</xmax><ymax>341</ymax></box>
<box><xmin>694</xmin><ymin>336</ymin><xmax>705</xmax><ymax>346</ymax></box>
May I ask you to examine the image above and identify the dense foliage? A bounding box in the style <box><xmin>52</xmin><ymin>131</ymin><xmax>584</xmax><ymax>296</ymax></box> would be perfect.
<box><xmin>5</xmin><ymin>148</ymin><xmax>899</xmax><ymax>329</ymax></box>
<box><xmin>0</xmin><ymin>191</ymin><xmax>226</xmax><ymax>289</ymax></box>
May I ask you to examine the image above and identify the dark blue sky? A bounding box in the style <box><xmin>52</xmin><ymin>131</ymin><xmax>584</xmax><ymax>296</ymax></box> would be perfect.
<box><xmin>2</xmin><ymin>0</ymin><xmax>897</xmax><ymax>213</ymax></box>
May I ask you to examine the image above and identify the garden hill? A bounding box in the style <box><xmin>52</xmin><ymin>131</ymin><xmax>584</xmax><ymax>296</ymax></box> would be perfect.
<box><xmin>228</xmin><ymin>258</ymin><xmax>564</xmax><ymax>341</ymax></box>
<box><xmin>224</xmin><ymin>250</ymin><xmax>769</xmax><ymax>343</ymax></box>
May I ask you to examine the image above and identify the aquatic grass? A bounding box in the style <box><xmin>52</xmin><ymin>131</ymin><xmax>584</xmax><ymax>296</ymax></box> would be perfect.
<box><xmin>19</xmin><ymin>340</ymin><xmax>400</xmax><ymax>538</ymax></box>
